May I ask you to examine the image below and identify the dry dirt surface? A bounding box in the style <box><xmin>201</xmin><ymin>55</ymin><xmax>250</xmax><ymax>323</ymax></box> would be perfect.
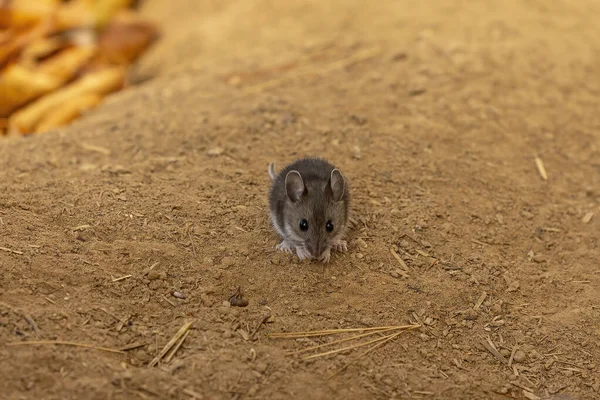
<box><xmin>1</xmin><ymin>1</ymin><xmax>600</xmax><ymax>399</ymax></box>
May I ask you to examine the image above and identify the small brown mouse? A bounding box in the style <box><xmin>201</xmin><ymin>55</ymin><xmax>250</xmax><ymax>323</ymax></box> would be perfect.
<box><xmin>268</xmin><ymin>157</ymin><xmax>349</xmax><ymax>263</ymax></box>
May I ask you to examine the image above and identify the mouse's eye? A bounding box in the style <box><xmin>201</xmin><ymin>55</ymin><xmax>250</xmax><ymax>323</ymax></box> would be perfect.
<box><xmin>326</xmin><ymin>220</ymin><xmax>334</xmax><ymax>232</ymax></box>
<box><xmin>299</xmin><ymin>219</ymin><xmax>309</xmax><ymax>231</ymax></box>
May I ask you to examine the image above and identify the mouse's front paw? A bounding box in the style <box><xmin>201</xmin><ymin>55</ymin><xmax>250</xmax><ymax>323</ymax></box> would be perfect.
<box><xmin>295</xmin><ymin>247</ymin><xmax>311</xmax><ymax>260</ymax></box>
<box><xmin>331</xmin><ymin>240</ymin><xmax>348</xmax><ymax>252</ymax></box>
<box><xmin>318</xmin><ymin>248</ymin><xmax>331</xmax><ymax>263</ymax></box>
<box><xmin>276</xmin><ymin>240</ymin><xmax>294</xmax><ymax>254</ymax></box>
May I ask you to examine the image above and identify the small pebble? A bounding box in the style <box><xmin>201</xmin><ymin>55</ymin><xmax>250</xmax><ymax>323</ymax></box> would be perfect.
<box><xmin>172</xmin><ymin>291</ymin><xmax>186</xmax><ymax>299</ymax></box>
<box><xmin>462</xmin><ymin>309</ymin><xmax>479</xmax><ymax>320</ymax></box>
<box><xmin>521</xmin><ymin>210</ymin><xmax>534</xmax><ymax>219</ymax></box>
<box><xmin>419</xmin><ymin>333</ymin><xmax>430</xmax><ymax>341</ymax></box>
<box><xmin>222</xmin><ymin>329</ymin><xmax>233</xmax><ymax>339</ymax></box>
<box><xmin>254</xmin><ymin>362</ymin><xmax>268</xmax><ymax>373</ymax></box>
<box><xmin>533</xmin><ymin>254</ymin><xmax>546</xmax><ymax>263</ymax></box>
<box><xmin>207</xmin><ymin>147</ymin><xmax>224</xmax><ymax>156</ymax></box>
<box><xmin>147</xmin><ymin>270</ymin><xmax>161</xmax><ymax>280</ymax></box>
<box><xmin>200</xmin><ymin>293</ymin><xmax>212</xmax><ymax>306</ymax></box>
<box><xmin>356</xmin><ymin>238</ymin><xmax>368</xmax><ymax>249</ymax></box>
<box><xmin>513</xmin><ymin>350</ymin><xmax>527</xmax><ymax>363</ymax></box>
<box><xmin>217</xmin><ymin>306</ymin><xmax>230</xmax><ymax>315</ymax></box>
<box><xmin>221</xmin><ymin>256</ymin><xmax>236</xmax><ymax>267</ymax></box>
<box><xmin>492</xmin><ymin>303</ymin><xmax>503</xmax><ymax>314</ymax></box>
<box><xmin>247</xmin><ymin>385</ymin><xmax>259</xmax><ymax>397</ymax></box>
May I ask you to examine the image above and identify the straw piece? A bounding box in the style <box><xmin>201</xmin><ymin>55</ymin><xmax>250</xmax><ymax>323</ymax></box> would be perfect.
<box><xmin>148</xmin><ymin>320</ymin><xmax>194</xmax><ymax>367</ymax></box>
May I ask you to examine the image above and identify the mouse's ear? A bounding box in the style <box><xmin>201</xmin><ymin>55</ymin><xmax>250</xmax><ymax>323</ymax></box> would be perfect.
<box><xmin>285</xmin><ymin>170</ymin><xmax>306</xmax><ymax>202</ymax></box>
<box><xmin>329</xmin><ymin>169</ymin><xmax>345</xmax><ymax>201</ymax></box>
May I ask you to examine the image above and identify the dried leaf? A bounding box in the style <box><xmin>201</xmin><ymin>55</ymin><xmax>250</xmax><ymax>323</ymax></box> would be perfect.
<box><xmin>90</xmin><ymin>0</ymin><xmax>135</xmax><ymax>28</ymax></box>
<box><xmin>0</xmin><ymin>64</ymin><xmax>60</xmax><ymax>117</ymax></box>
<box><xmin>96</xmin><ymin>11</ymin><xmax>159</xmax><ymax>65</ymax></box>
<box><xmin>0</xmin><ymin>0</ymin><xmax>59</xmax><ymax>29</ymax></box>
<box><xmin>19</xmin><ymin>36</ymin><xmax>68</xmax><ymax>67</ymax></box>
<box><xmin>9</xmin><ymin>66</ymin><xmax>125</xmax><ymax>133</ymax></box>
<box><xmin>0</xmin><ymin>18</ymin><xmax>55</xmax><ymax>68</ymax></box>
<box><xmin>35</xmin><ymin>92</ymin><xmax>102</xmax><ymax>132</ymax></box>
<box><xmin>37</xmin><ymin>44</ymin><xmax>98</xmax><ymax>82</ymax></box>
<box><xmin>55</xmin><ymin>1</ymin><xmax>95</xmax><ymax>31</ymax></box>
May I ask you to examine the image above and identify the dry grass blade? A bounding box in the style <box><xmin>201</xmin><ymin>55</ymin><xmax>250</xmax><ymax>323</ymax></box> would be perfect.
<box><xmin>164</xmin><ymin>330</ymin><xmax>189</xmax><ymax>363</ymax></box>
<box><xmin>0</xmin><ymin>246</ymin><xmax>24</xmax><ymax>255</ymax></box>
<box><xmin>286</xmin><ymin>326</ymin><xmax>401</xmax><ymax>356</ymax></box>
<box><xmin>535</xmin><ymin>156</ymin><xmax>548</xmax><ymax>181</ymax></box>
<box><xmin>302</xmin><ymin>332</ymin><xmax>396</xmax><ymax>361</ymax></box>
<box><xmin>390</xmin><ymin>248</ymin><xmax>409</xmax><ymax>273</ymax></box>
<box><xmin>268</xmin><ymin>324</ymin><xmax>419</xmax><ymax>339</ymax></box>
<box><xmin>582</xmin><ymin>212</ymin><xmax>594</xmax><ymax>224</ymax></box>
<box><xmin>112</xmin><ymin>274</ymin><xmax>132</xmax><ymax>282</ymax></box>
<box><xmin>148</xmin><ymin>320</ymin><xmax>193</xmax><ymax>367</ymax></box>
<box><xmin>481</xmin><ymin>338</ymin><xmax>508</xmax><ymax>365</ymax></box>
<box><xmin>328</xmin><ymin>330</ymin><xmax>408</xmax><ymax>379</ymax></box>
<box><xmin>23</xmin><ymin>314</ymin><xmax>42</xmax><ymax>339</ymax></box>
<box><xmin>80</xmin><ymin>142</ymin><xmax>111</xmax><ymax>155</ymax></box>
<box><xmin>6</xmin><ymin>340</ymin><xmax>125</xmax><ymax>354</ymax></box>
<box><xmin>302</xmin><ymin>326</ymin><xmax>419</xmax><ymax>361</ymax></box>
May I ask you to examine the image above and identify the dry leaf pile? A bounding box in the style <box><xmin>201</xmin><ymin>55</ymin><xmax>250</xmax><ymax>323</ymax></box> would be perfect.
<box><xmin>0</xmin><ymin>0</ymin><xmax>159</xmax><ymax>135</ymax></box>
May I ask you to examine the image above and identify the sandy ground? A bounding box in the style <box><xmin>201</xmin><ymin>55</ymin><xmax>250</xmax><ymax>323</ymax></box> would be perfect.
<box><xmin>1</xmin><ymin>1</ymin><xmax>600</xmax><ymax>399</ymax></box>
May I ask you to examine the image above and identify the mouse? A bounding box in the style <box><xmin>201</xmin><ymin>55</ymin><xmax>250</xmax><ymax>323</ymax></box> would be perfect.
<box><xmin>268</xmin><ymin>157</ymin><xmax>350</xmax><ymax>263</ymax></box>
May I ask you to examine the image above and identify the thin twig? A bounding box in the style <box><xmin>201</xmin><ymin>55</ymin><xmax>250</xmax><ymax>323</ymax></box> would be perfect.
<box><xmin>162</xmin><ymin>296</ymin><xmax>176</xmax><ymax>308</ymax></box>
<box><xmin>164</xmin><ymin>330</ymin><xmax>190</xmax><ymax>363</ymax></box>
<box><xmin>287</xmin><ymin>326</ymin><xmax>400</xmax><ymax>356</ymax></box>
<box><xmin>187</xmin><ymin>229</ymin><xmax>197</xmax><ymax>258</ymax></box>
<box><xmin>23</xmin><ymin>315</ymin><xmax>42</xmax><ymax>339</ymax></box>
<box><xmin>148</xmin><ymin>320</ymin><xmax>194</xmax><ymax>367</ymax></box>
<box><xmin>508</xmin><ymin>345</ymin><xmax>518</xmax><ymax>367</ymax></box>
<box><xmin>302</xmin><ymin>329</ymin><xmax>411</xmax><ymax>361</ymax></box>
<box><xmin>249</xmin><ymin>312</ymin><xmax>271</xmax><ymax>341</ymax></box>
<box><xmin>535</xmin><ymin>157</ymin><xmax>548</xmax><ymax>181</ymax></box>
<box><xmin>329</xmin><ymin>330</ymin><xmax>408</xmax><ymax>379</ymax></box>
<box><xmin>268</xmin><ymin>324</ymin><xmax>419</xmax><ymax>339</ymax></box>
<box><xmin>112</xmin><ymin>274</ymin><xmax>132</xmax><ymax>282</ymax></box>
<box><xmin>0</xmin><ymin>246</ymin><xmax>23</xmax><ymax>255</ymax></box>
<box><xmin>120</xmin><ymin>342</ymin><xmax>147</xmax><ymax>351</ymax></box>
<box><xmin>481</xmin><ymin>338</ymin><xmax>508</xmax><ymax>365</ymax></box>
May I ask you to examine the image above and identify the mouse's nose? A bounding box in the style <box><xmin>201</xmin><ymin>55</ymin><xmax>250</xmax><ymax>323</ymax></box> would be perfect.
<box><xmin>306</xmin><ymin>242</ymin><xmax>321</xmax><ymax>258</ymax></box>
<box><xmin>314</xmin><ymin>243</ymin><xmax>323</xmax><ymax>258</ymax></box>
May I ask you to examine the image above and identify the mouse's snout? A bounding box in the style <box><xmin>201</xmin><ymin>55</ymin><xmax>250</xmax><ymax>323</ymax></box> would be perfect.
<box><xmin>308</xmin><ymin>240</ymin><xmax>328</xmax><ymax>260</ymax></box>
